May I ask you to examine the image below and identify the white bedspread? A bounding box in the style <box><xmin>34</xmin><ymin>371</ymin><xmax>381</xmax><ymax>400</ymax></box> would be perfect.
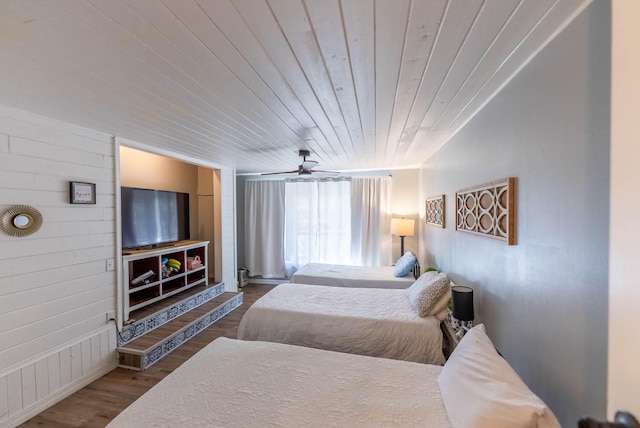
<box><xmin>291</xmin><ymin>262</ymin><xmax>415</xmax><ymax>288</ymax></box>
<box><xmin>107</xmin><ymin>338</ymin><xmax>451</xmax><ymax>428</ymax></box>
<box><xmin>237</xmin><ymin>283</ymin><xmax>445</xmax><ymax>365</ymax></box>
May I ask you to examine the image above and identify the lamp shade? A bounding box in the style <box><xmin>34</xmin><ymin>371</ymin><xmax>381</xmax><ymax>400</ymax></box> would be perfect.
<box><xmin>451</xmin><ymin>285</ymin><xmax>474</xmax><ymax>322</ymax></box>
<box><xmin>390</xmin><ymin>218</ymin><xmax>415</xmax><ymax>237</ymax></box>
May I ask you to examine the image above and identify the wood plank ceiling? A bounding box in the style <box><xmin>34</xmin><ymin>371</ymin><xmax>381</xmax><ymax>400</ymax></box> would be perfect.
<box><xmin>0</xmin><ymin>0</ymin><xmax>591</xmax><ymax>174</ymax></box>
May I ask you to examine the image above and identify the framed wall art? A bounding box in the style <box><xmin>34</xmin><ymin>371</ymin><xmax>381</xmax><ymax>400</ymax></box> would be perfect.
<box><xmin>455</xmin><ymin>177</ymin><xmax>516</xmax><ymax>245</ymax></box>
<box><xmin>425</xmin><ymin>195</ymin><xmax>445</xmax><ymax>228</ymax></box>
<box><xmin>70</xmin><ymin>181</ymin><xmax>96</xmax><ymax>204</ymax></box>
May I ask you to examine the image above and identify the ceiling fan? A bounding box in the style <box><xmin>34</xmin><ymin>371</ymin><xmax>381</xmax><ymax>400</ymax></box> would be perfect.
<box><xmin>261</xmin><ymin>150</ymin><xmax>336</xmax><ymax>176</ymax></box>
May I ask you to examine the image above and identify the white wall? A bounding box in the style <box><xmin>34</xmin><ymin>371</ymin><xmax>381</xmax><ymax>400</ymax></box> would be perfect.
<box><xmin>0</xmin><ymin>106</ymin><xmax>118</xmax><ymax>426</ymax></box>
<box><xmin>390</xmin><ymin>169</ymin><xmax>419</xmax><ymax>262</ymax></box>
<box><xmin>419</xmin><ymin>2</ymin><xmax>610</xmax><ymax>425</ymax></box>
<box><xmin>608</xmin><ymin>1</ymin><xmax>640</xmax><ymax>418</ymax></box>
<box><xmin>219</xmin><ymin>168</ymin><xmax>237</xmax><ymax>291</ymax></box>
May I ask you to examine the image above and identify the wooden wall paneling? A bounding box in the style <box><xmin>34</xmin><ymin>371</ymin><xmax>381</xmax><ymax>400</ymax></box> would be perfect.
<box><xmin>195</xmin><ymin>0</ymin><xmax>335</xmax><ymax>161</ymax></box>
<box><xmin>0</xmin><ymin>376</ymin><xmax>8</xmax><ymax>422</ymax></box>
<box><xmin>426</xmin><ymin>194</ymin><xmax>446</xmax><ymax>228</ymax></box>
<box><xmin>6</xmin><ymin>371</ymin><xmax>22</xmax><ymax>418</ymax></box>
<box><xmin>374</xmin><ymin>0</ymin><xmax>411</xmax><ymax>165</ymax></box>
<box><xmin>387</xmin><ymin>0</ymin><xmax>445</xmax><ymax>156</ymax></box>
<box><xmin>399</xmin><ymin>0</ymin><xmax>484</xmax><ymax>161</ymax></box>
<box><xmin>0</xmin><ymin>327</ymin><xmax>117</xmax><ymax>427</ymax></box>
<box><xmin>97</xmin><ymin>0</ymin><xmax>298</xmax><ymax>163</ymax></box>
<box><xmin>220</xmin><ymin>168</ymin><xmax>237</xmax><ymax>291</ymax></box>
<box><xmin>1</xmin><ymin>273</ymin><xmax>113</xmax><ymax>315</ymax></box>
<box><xmin>81</xmin><ymin>339</ymin><xmax>92</xmax><ymax>377</ymax></box>
<box><xmin>305</xmin><ymin>0</ymin><xmax>363</xmax><ymax>164</ymax></box>
<box><xmin>70</xmin><ymin>343</ymin><xmax>82</xmax><ymax>382</ymax></box>
<box><xmin>0</xmin><ymin>289</ymin><xmax>114</xmax><ymax>348</ymax></box>
<box><xmin>22</xmin><ymin>364</ymin><xmax>38</xmax><ymax>410</ymax></box>
<box><xmin>422</xmin><ymin>0</ymin><xmax>592</xmax><ymax>153</ymax></box>
<box><xmin>0</xmin><ymin>133</ymin><xmax>9</xmax><ymax>152</ymax></box>
<box><xmin>34</xmin><ymin>359</ymin><xmax>48</xmax><ymax>401</ymax></box>
<box><xmin>455</xmin><ymin>177</ymin><xmax>516</xmax><ymax>244</ymax></box>
<box><xmin>0</xmin><ymin>260</ymin><xmax>107</xmax><ymax>294</ymax></box>
<box><xmin>269</xmin><ymin>0</ymin><xmax>354</xmax><ymax>161</ymax></box>
<box><xmin>58</xmin><ymin>347</ymin><xmax>72</xmax><ymax>388</ymax></box>
<box><xmin>47</xmin><ymin>353</ymin><xmax>61</xmax><ymax>395</ymax></box>
<box><xmin>341</xmin><ymin>0</ymin><xmax>376</xmax><ymax>154</ymax></box>
<box><xmin>231</xmin><ymin>0</ymin><xmax>343</xmax><ymax>160</ymax></box>
<box><xmin>10</xmin><ymin>3</ymin><xmax>230</xmax><ymax>161</ymax></box>
<box><xmin>190</xmin><ymin>0</ymin><xmax>327</xmax><ymax>153</ymax></box>
<box><xmin>90</xmin><ymin>335</ymin><xmax>102</xmax><ymax>372</ymax></box>
<box><xmin>100</xmin><ymin>329</ymin><xmax>110</xmax><ymax>363</ymax></box>
<box><xmin>419</xmin><ymin>1</ymin><xmax>520</xmax><ymax>129</ymax></box>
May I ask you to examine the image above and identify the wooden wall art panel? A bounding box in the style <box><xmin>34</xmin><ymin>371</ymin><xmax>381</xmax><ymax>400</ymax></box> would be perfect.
<box><xmin>455</xmin><ymin>178</ymin><xmax>516</xmax><ymax>244</ymax></box>
<box><xmin>426</xmin><ymin>195</ymin><xmax>445</xmax><ymax>228</ymax></box>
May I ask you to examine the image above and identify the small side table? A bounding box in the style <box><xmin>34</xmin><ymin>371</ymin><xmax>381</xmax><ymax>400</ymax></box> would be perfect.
<box><xmin>440</xmin><ymin>321</ymin><xmax>461</xmax><ymax>360</ymax></box>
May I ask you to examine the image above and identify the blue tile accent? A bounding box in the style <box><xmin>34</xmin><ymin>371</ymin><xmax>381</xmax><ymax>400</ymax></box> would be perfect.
<box><xmin>140</xmin><ymin>292</ymin><xmax>244</xmax><ymax>370</ymax></box>
<box><xmin>118</xmin><ymin>283</ymin><xmax>226</xmax><ymax>346</ymax></box>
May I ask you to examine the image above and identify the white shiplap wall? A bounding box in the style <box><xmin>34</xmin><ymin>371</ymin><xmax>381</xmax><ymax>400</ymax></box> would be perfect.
<box><xmin>220</xmin><ymin>168</ymin><xmax>237</xmax><ymax>292</ymax></box>
<box><xmin>0</xmin><ymin>106</ymin><xmax>118</xmax><ymax>427</ymax></box>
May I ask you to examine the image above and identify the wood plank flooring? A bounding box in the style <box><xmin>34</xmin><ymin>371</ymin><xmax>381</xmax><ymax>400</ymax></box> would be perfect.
<box><xmin>19</xmin><ymin>284</ymin><xmax>275</xmax><ymax>428</ymax></box>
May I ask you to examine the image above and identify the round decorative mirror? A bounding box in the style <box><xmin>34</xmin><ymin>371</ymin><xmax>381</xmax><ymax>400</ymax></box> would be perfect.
<box><xmin>1</xmin><ymin>205</ymin><xmax>43</xmax><ymax>237</ymax></box>
<box><xmin>13</xmin><ymin>214</ymin><xmax>33</xmax><ymax>228</ymax></box>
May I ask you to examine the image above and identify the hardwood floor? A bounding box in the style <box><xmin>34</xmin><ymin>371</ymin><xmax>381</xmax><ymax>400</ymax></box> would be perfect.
<box><xmin>19</xmin><ymin>284</ymin><xmax>275</xmax><ymax>428</ymax></box>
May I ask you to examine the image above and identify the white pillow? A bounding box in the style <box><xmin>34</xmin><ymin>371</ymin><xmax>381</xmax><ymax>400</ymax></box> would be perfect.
<box><xmin>438</xmin><ymin>324</ymin><xmax>560</xmax><ymax>428</ymax></box>
<box><xmin>405</xmin><ymin>271</ymin><xmax>450</xmax><ymax>317</ymax></box>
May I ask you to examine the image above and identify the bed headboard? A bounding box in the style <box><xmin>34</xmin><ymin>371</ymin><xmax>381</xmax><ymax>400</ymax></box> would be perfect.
<box><xmin>412</xmin><ymin>261</ymin><xmax>421</xmax><ymax>279</ymax></box>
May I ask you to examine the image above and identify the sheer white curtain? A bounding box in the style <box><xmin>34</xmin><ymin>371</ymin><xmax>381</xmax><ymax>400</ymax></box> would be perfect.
<box><xmin>350</xmin><ymin>177</ymin><xmax>392</xmax><ymax>266</ymax></box>
<box><xmin>284</xmin><ymin>178</ymin><xmax>351</xmax><ymax>273</ymax></box>
<box><xmin>317</xmin><ymin>179</ymin><xmax>351</xmax><ymax>263</ymax></box>
<box><xmin>244</xmin><ymin>180</ymin><xmax>286</xmax><ymax>278</ymax></box>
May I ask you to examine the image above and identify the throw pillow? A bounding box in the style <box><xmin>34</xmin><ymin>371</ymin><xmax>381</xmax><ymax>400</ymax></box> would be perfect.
<box><xmin>394</xmin><ymin>251</ymin><xmax>417</xmax><ymax>277</ymax></box>
<box><xmin>438</xmin><ymin>324</ymin><xmax>561</xmax><ymax>428</ymax></box>
<box><xmin>405</xmin><ymin>271</ymin><xmax>450</xmax><ymax>317</ymax></box>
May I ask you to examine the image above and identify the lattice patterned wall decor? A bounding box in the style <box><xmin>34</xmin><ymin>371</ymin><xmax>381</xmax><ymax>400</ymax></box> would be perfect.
<box><xmin>455</xmin><ymin>177</ymin><xmax>516</xmax><ymax>244</ymax></box>
<box><xmin>426</xmin><ymin>195</ymin><xmax>445</xmax><ymax>228</ymax></box>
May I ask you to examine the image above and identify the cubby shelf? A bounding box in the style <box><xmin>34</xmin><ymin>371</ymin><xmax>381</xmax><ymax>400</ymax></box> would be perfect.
<box><xmin>122</xmin><ymin>240</ymin><xmax>210</xmax><ymax>321</ymax></box>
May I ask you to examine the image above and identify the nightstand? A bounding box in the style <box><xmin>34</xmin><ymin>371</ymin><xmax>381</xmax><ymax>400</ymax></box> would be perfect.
<box><xmin>440</xmin><ymin>321</ymin><xmax>461</xmax><ymax>360</ymax></box>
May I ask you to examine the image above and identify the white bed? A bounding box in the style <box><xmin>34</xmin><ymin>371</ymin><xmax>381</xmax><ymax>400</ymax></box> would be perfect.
<box><xmin>237</xmin><ymin>282</ymin><xmax>446</xmax><ymax>364</ymax></box>
<box><xmin>290</xmin><ymin>262</ymin><xmax>417</xmax><ymax>288</ymax></box>
<box><xmin>108</xmin><ymin>337</ymin><xmax>450</xmax><ymax>428</ymax></box>
<box><xmin>108</xmin><ymin>326</ymin><xmax>560</xmax><ymax>428</ymax></box>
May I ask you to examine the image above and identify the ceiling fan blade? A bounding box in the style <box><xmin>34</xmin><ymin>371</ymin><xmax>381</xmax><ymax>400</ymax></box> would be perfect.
<box><xmin>311</xmin><ymin>169</ymin><xmax>339</xmax><ymax>174</ymax></box>
<box><xmin>261</xmin><ymin>169</ymin><xmax>300</xmax><ymax>176</ymax></box>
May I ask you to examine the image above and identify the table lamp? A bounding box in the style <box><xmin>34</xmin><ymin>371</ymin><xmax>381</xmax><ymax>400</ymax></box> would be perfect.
<box><xmin>390</xmin><ymin>217</ymin><xmax>415</xmax><ymax>259</ymax></box>
<box><xmin>452</xmin><ymin>285</ymin><xmax>474</xmax><ymax>338</ymax></box>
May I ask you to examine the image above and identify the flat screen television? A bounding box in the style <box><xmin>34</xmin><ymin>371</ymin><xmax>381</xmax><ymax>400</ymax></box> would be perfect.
<box><xmin>121</xmin><ymin>187</ymin><xmax>190</xmax><ymax>250</ymax></box>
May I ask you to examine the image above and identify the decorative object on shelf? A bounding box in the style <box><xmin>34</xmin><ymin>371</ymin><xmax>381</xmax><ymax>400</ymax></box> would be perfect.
<box><xmin>162</xmin><ymin>258</ymin><xmax>182</xmax><ymax>278</ymax></box>
<box><xmin>426</xmin><ymin>194</ymin><xmax>445</xmax><ymax>228</ymax></box>
<box><xmin>455</xmin><ymin>177</ymin><xmax>516</xmax><ymax>244</ymax></box>
<box><xmin>390</xmin><ymin>217</ymin><xmax>415</xmax><ymax>259</ymax></box>
<box><xmin>70</xmin><ymin>181</ymin><xmax>96</xmax><ymax>204</ymax></box>
<box><xmin>0</xmin><ymin>205</ymin><xmax>43</xmax><ymax>237</ymax></box>
<box><xmin>187</xmin><ymin>255</ymin><xmax>202</xmax><ymax>270</ymax></box>
<box><xmin>451</xmin><ymin>285</ymin><xmax>474</xmax><ymax>340</ymax></box>
<box><xmin>131</xmin><ymin>270</ymin><xmax>155</xmax><ymax>286</ymax></box>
